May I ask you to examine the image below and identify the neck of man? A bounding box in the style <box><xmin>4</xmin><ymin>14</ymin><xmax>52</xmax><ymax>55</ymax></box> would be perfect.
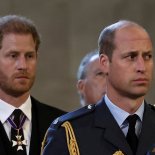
<box><xmin>0</xmin><ymin>90</ymin><xmax>30</xmax><ymax>108</ymax></box>
<box><xmin>106</xmin><ymin>90</ymin><xmax>145</xmax><ymax>114</ymax></box>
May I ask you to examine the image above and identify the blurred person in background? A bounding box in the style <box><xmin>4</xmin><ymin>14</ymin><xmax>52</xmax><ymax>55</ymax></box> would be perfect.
<box><xmin>76</xmin><ymin>50</ymin><xmax>106</xmax><ymax>106</ymax></box>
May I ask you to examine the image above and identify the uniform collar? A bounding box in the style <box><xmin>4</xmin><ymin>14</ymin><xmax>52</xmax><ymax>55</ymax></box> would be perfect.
<box><xmin>104</xmin><ymin>94</ymin><xmax>144</xmax><ymax>127</ymax></box>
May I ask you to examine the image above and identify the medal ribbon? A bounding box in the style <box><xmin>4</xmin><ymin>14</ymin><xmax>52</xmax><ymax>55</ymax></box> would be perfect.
<box><xmin>8</xmin><ymin>111</ymin><xmax>27</xmax><ymax>152</ymax></box>
<box><xmin>7</xmin><ymin>114</ymin><xmax>27</xmax><ymax>130</ymax></box>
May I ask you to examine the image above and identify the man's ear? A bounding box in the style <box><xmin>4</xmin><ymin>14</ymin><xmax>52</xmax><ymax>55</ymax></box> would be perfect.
<box><xmin>99</xmin><ymin>54</ymin><xmax>109</xmax><ymax>74</ymax></box>
<box><xmin>76</xmin><ymin>80</ymin><xmax>85</xmax><ymax>94</ymax></box>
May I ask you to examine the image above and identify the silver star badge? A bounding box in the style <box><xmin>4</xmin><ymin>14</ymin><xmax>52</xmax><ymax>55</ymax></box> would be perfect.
<box><xmin>12</xmin><ymin>135</ymin><xmax>27</xmax><ymax>151</ymax></box>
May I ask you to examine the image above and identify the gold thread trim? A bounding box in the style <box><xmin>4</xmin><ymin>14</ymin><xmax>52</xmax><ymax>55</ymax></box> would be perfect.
<box><xmin>40</xmin><ymin>129</ymin><xmax>48</xmax><ymax>155</ymax></box>
<box><xmin>62</xmin><ymin>121</ymin><xmax>80</xmax><ymax>155</ymax></box>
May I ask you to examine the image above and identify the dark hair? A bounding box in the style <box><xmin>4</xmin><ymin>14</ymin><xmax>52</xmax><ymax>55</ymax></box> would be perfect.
<box><xmin>0</xmin><ymin>15</ymin><xmax>40</xmax><ymax>51</ymax></box>
<box><xmin>77</xmin><ymin>49</ymin><xmax>99</xmax><ymax>80</ymax></box>
<box><xmin>98</xmin><ymin>20</ymin><xmax>147</xmax><ymax>60</ymax></box>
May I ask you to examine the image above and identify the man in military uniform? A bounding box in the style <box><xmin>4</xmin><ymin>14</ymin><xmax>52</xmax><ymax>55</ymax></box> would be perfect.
<box><xmin>42</xmin><ymin>20</ymin><xmax>155</xmax><ymax>155</ymax></box>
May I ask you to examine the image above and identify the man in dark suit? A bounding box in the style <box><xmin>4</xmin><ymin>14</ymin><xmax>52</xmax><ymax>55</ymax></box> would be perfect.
<box><xmin>0</xmin><ymin>15</ymin><xmax>65</xmax><ymax>155</ymax></box>
<box><xmin>42</xmin><ymin>20</ymin><xmax>155</xmax><ymax>155</ymax></box>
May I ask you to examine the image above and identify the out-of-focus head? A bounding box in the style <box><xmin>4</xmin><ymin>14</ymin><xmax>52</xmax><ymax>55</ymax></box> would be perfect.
<box><xmin>77</xmin><ymin>50</ymin><xmax>106</xmax><ymax>107</ymax></box>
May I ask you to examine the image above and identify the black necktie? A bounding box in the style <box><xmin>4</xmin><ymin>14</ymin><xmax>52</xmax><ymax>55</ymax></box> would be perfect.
<box><xmin>10</xmin><ymin>109</ymin><xmax>27</xmax><ymax>155</ymax></box>
<box><xmin>126</xmin><ymin>114</ymin><xmax>139</xmax><ymax>154</ymax></box>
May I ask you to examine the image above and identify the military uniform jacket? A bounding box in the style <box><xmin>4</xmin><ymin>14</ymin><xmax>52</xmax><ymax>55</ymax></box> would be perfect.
<box><xmin>43</xmin><ymin>98</ymin><xmax>155</xmax><ymax>155</ymax></box>
<box><xmin>0</xmin><ymin>96</ymin><xmax>65</xmax><ymax>155</ymax></box>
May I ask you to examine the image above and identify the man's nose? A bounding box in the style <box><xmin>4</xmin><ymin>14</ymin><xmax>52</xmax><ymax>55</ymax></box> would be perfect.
<box><xmin>136</xmin><ymin>57</ymin><xmax>146</xmax><ymax>73</ymax></box>
<box><xmin>16</xmin><ymin>57</ymin><xmax>27</xmax><ymax>70</ymax></box>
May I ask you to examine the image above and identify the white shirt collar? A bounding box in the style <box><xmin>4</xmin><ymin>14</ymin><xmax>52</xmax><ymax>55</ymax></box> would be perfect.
<box><xmin>104</xmin><ymin>94</ymin><xmax>144</xmax><ymax>127</ymax></box>
<box><xmin>0</xmin><ymin>96</ymin><xmax>32</xmax><ymax>124</ymax></box>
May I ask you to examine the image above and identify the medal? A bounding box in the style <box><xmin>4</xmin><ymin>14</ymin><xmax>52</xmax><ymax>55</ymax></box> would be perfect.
<box><xmin>8</xmin><ymin>114</ymin><xmax>27</xmax><ymax>151</ymax></box>
<box><xmin>12</xmin><ymin>129</ymin><xmax>27</xmax><ymax>150</ymax></box>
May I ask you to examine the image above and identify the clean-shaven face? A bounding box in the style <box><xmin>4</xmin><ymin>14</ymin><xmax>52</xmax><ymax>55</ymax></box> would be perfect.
<box><xmin>107</xmin><ymin>26</ymin><xmax>153</xmax><ymax>99</ymax></box>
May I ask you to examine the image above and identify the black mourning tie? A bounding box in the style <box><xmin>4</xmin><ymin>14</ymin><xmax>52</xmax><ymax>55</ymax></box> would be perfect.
<box><xmin>126</xmin><ymin>114</ymin><xmax>139</xmax><ymax>154</ymax></box>
<box><xmin>10</xmin><ymin>109</ymin><xmax>27</xmax><ymax>155</ymax></box>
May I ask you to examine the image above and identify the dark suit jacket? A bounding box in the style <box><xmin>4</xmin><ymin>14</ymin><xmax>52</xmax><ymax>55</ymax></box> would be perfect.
<box><xmin>43</xmin><ymin>98</ymin><xmax>155</xmax><ymax>155</ymax></box>
<box><xmin>0</xmin><ymin>96</ymin><xmax>66</xmax><ymax>155</ymax></box>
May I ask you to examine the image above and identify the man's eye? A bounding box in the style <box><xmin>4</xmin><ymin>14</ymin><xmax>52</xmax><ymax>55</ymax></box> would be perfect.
<box><xmin>26</xmin><ymin>54</ymin><xmax>36</xmax><ymax>59</ymax></box>
<box><xmin>130</xmin><ymin>54</ymin><xmax>136</xmax><ymax>59</ymax></box>
<box><xmin>10</xmin><ymin>54</ymin><xmax>18</xmax><ymax>58</ymax></box>
<box><xmin>125</xmin><ymin>54</ymin><xmax>137</xmax><ymax>60</ymax></box>
<box><xmin>97</xmin><ymin>72</ymin><xmax>103</xmax><ymax>75</ymax></box>
<box><xmin>96</xmin><ymin>72</ymin><xmax>105</xmax><ymax>77</ymax></box>
<box><xmin>144</xmin><ymin>54</ymin><xmax>152</xmax><ymax>60</ymax></box>
<box><xmin>27</xmin><ymin>55</ymin><xmax>33</xmax><ymax>58</ymax></box>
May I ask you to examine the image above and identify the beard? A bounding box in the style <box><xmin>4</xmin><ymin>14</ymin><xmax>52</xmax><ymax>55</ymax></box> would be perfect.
<box><xmin>0</xmin><ymin>72</ymin><xmax>35</xmax><ymax>97</ymax></box>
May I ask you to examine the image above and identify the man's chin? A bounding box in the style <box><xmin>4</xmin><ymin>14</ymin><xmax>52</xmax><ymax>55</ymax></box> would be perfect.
<box><xmin>11</xmin><ymin>90</ymin><xmax>29</xmax><ymax>97</ymax></box>
<box><xmin>7</xmin><ymin>86</ymin><xmax>31</xmax><ymax>97</ymax></box>
<box><xmin>129</xmin><ymin>91</ymin><xmax>147</xmax><ymax>99</ymax></box>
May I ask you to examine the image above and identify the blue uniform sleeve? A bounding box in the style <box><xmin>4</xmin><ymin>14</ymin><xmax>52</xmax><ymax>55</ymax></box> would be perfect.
<box><xmin>42</xmin><ymin>126</ymin><xmax>69</xmax><ymax>155</ymax></box>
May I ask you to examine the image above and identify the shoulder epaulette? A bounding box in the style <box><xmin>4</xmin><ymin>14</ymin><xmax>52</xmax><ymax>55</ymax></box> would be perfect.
<box><xmin>51</xmin><ymin>104</ymin><xmax>96</xmax><ymax>130</ymax></box>
<box><xmin>41</xmin><ymin>104</ymin><xmax>96</xmax><ymax>154</ymax></box>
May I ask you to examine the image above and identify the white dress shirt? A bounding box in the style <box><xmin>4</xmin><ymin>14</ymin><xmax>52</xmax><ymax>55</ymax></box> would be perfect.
<box><xmin>0</xmin><ymin>96</ymin><xmax>32</xmax><ymax>155</ymax></box>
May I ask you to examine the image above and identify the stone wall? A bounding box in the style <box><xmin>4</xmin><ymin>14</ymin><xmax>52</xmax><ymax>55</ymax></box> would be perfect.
<box><xmin>0</xmin><ymin>0</ymin><xmax>154</xmax><ymax>111</ymax></box>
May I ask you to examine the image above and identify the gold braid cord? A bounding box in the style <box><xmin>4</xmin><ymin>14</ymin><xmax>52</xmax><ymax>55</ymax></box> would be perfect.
<box><xmin>40</xmin><ymin>129</ymin><xmax>48</xmax><ymax>155</ymax></box>
<box><xmin>62</xmin><ymin>121</ymin><xmax>80</xmax><ymax>155</ymax></box>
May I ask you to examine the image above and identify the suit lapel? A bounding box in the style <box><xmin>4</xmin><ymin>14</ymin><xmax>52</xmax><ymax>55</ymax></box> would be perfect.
<box><xmin>136</xmin><ymin>103</ymin><xmax>155</xmax><ymax>155</ymax></box>
<box><xmin>94</xmin><ymin>99</ymin><xmax>132</xmax><ymax>155</ymax></box>
<box><xmin>0</xmin><ymin>121</ymin><xmax>15</xmax><ymax>155</ymax></box>
<box><xmin>29</xmin><ymin>100</ymin><xmax>41</xmax><ymax>155</ymax></box>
